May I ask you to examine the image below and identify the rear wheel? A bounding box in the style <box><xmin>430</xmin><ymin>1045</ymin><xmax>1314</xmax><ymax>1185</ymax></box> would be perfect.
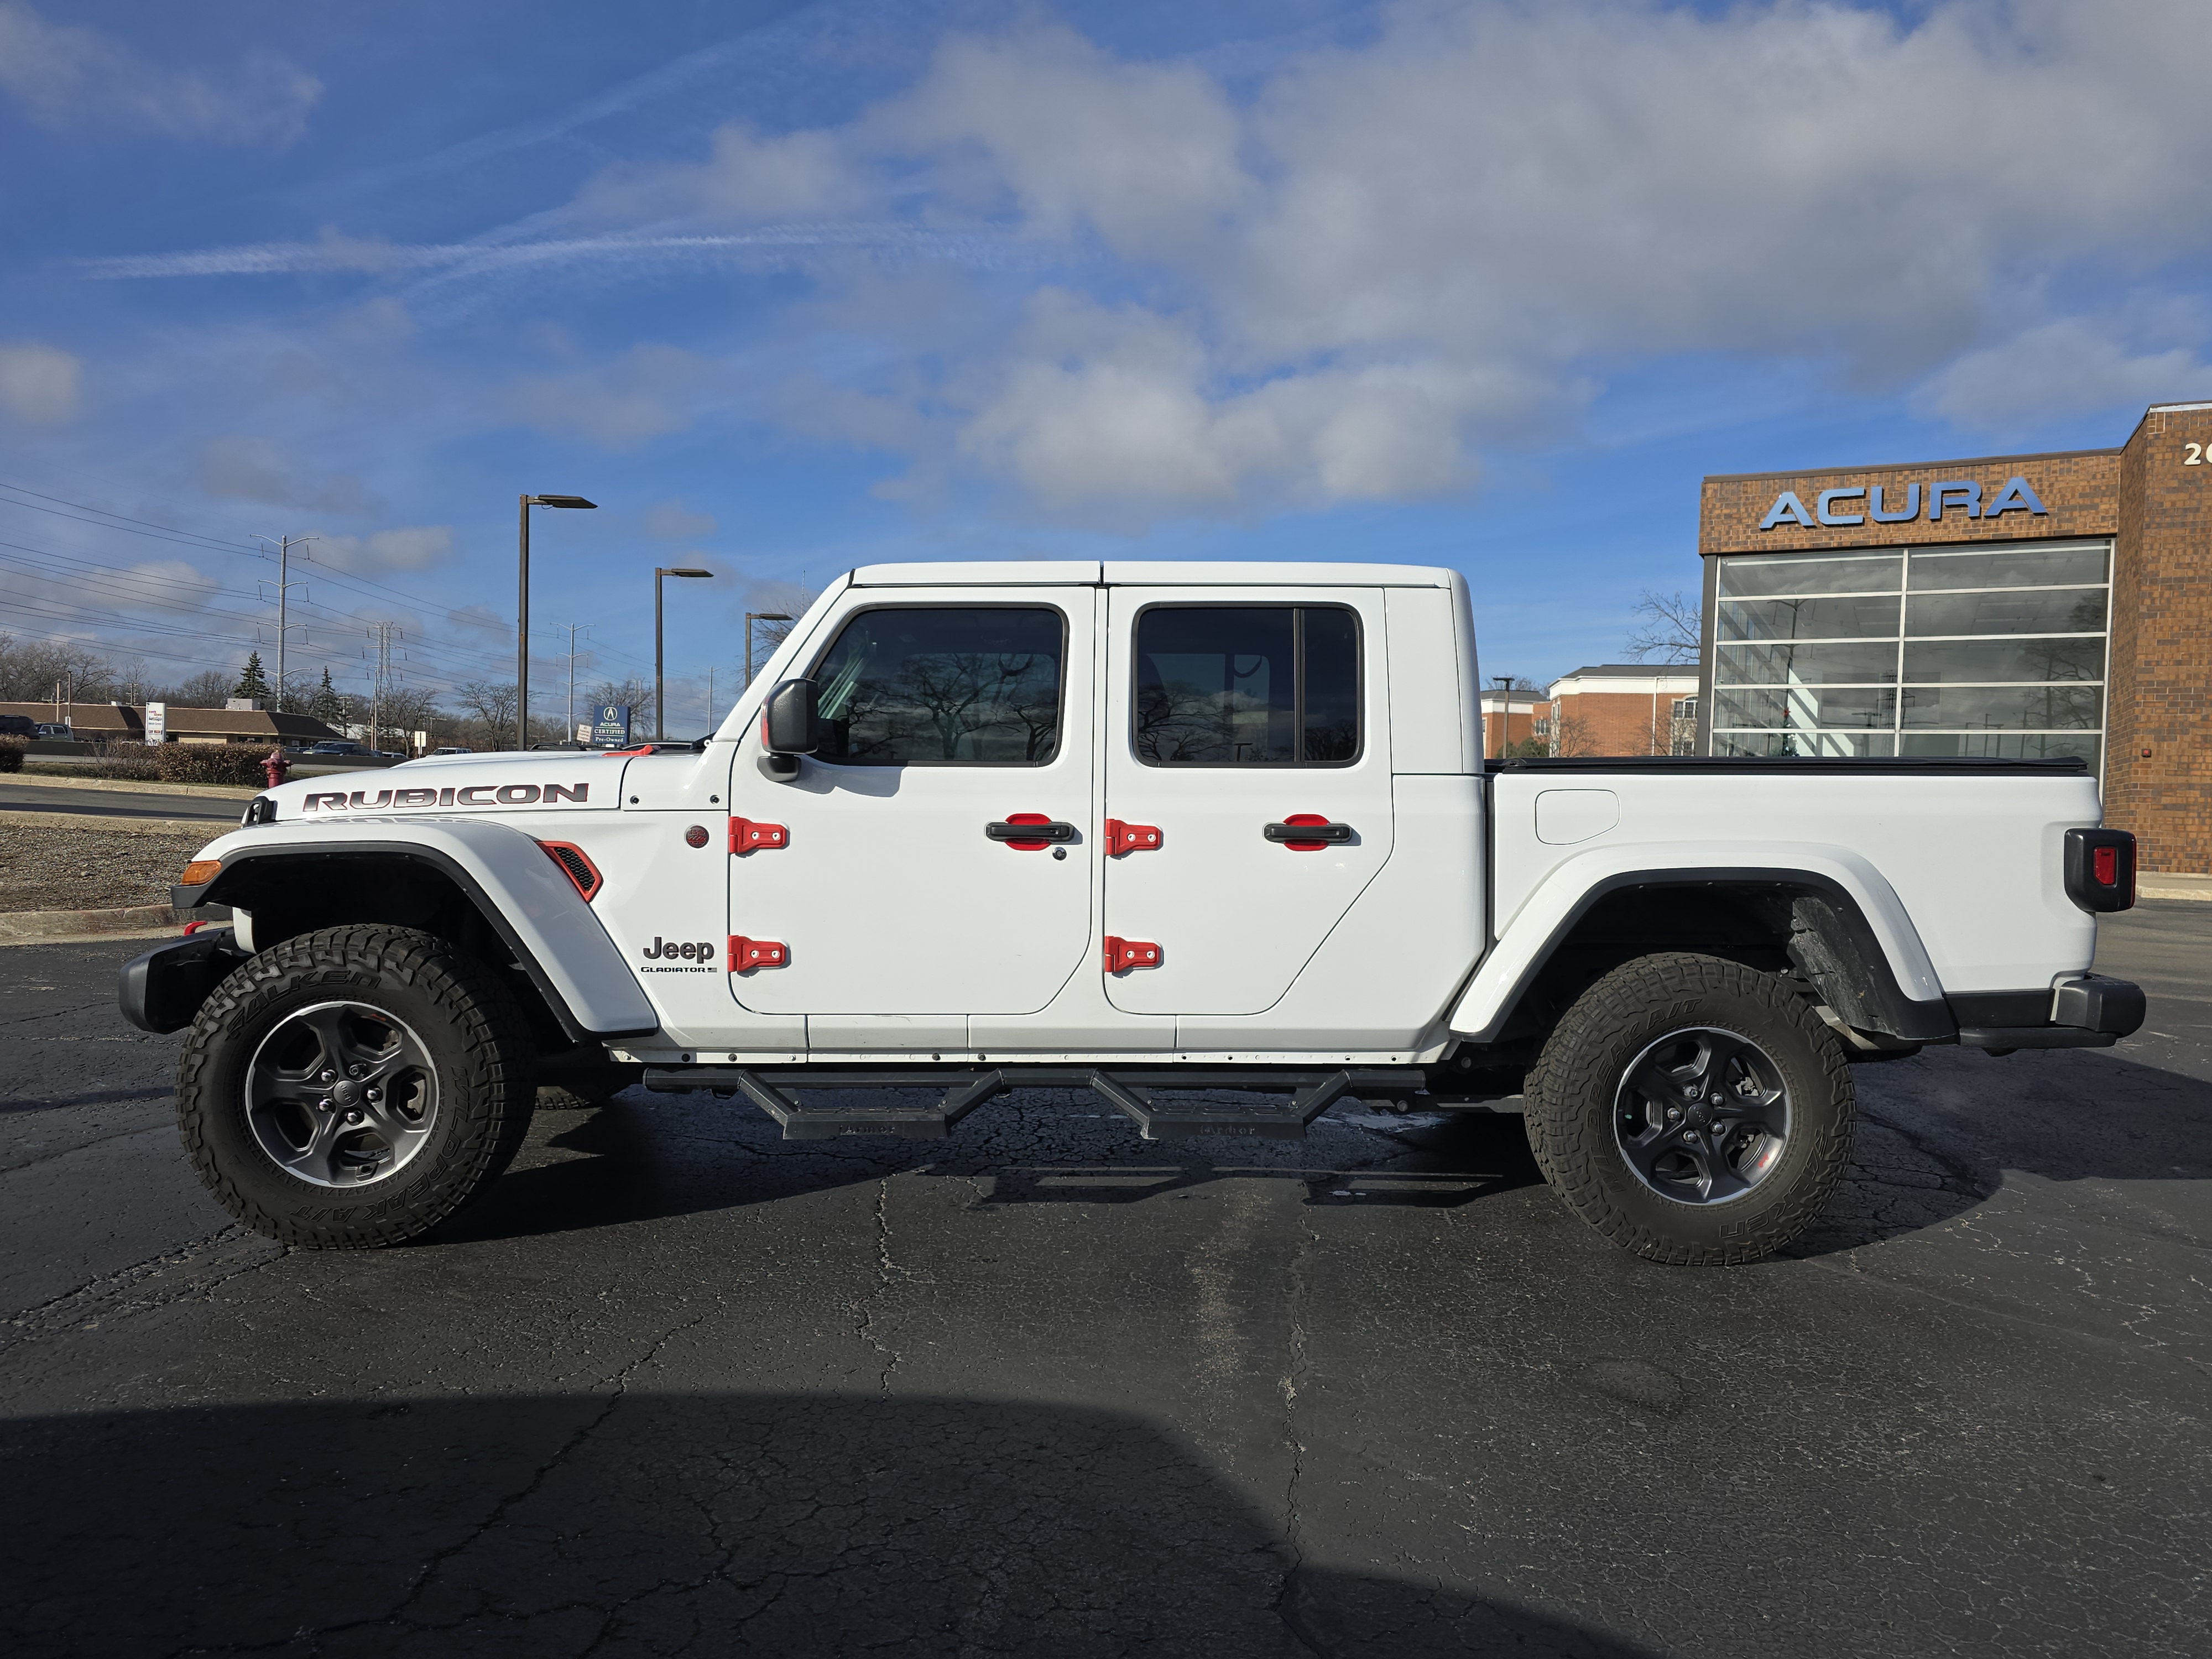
<box><xmin>1524</xmin><ymin>952</ymin><xmax>1854</xmax><ymax>1264</ymax></box>
<box><xmin>176</xmin><ymin>925</ymin><xmax>536</xmax><ymax>1248</ymax></box>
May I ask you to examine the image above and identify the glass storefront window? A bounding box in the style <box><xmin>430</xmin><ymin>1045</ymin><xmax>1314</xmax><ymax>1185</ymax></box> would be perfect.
<box><xmin>1717</xmin><ymin>594</ymin><xmax>1902</xmax><ymax>641</ymax></box>
<box><xmin>1899</xmin><ymin>638</ymin><xmax>2105</xmax><ymax>682</ymax></box>
<box><xmin>1718</xmin><ymin>554</ymin><xmax>1901</xmax><ymax>598</ymax></box>
<box><xmin>1907</xmin><ymin>544</ymin><xmax>2109</xmax><ymax>589</ymax></box>
<box><xmin>1905</xmin><ymin>588</ymin><xmax>2107</xmax><ymax>637</ymax></box>
<box><xmin>1709</xmin><ymin>539</ymin><xmax>2111</xmax><ymax>776</ymax></box>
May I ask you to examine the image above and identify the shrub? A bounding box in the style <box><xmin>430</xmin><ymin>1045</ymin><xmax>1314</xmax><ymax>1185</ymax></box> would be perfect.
<box><xmin>154</xmin><ymin>744</ymin><xmax>273</xmax><ymax>787</ymax></box>
<box><xmin>86</xmin><ymin>742</ymin><xmax>163</xmax><ymax>781</ymax></box>
<box><xmin>0</xmin><ymin>738</ymin><xmax>24</xmax><ymax>774</ymax></box>
<box><xmin>86</xmin><ymin>742</ymin><xmax>272</xmax><ymax>787</ymax></box>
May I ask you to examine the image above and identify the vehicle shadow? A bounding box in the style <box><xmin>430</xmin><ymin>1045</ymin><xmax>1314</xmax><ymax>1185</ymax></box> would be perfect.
<box><xmin>0</xmin><ymin>1390</ymin><xmax>1650</xmax><ymax>1658</ymax></box>
<box><xmin>437</xmin><ymin>1091</ymin><xmax>1545</xmax><ymax>1246</ymax></box>
<box><xmin>442</xmin><ymin>1041</ymin><xmax>2211</xmax><ymax>1259</ymax></box>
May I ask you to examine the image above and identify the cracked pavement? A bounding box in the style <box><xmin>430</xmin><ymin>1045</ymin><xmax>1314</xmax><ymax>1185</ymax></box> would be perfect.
<box><xmin>1</xmin><ymin>904</ymin><xmax>2208</xmax><ymax>1656</ymax></box>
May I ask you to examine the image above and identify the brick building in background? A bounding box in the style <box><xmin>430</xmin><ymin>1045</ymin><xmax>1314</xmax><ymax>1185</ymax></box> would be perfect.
<box><xmin>1697</xmin><ymin>400</ymin><xmax>2210</xmax><ymax>873</ymax></box>
<box><xmin>1479</xmin><ymin>670</ymin><xmax>1700</xmax><ymax>758</ymax></box>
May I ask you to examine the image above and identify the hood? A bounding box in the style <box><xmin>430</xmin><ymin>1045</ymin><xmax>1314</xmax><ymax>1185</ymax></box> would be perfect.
<box><xmin>251</xmin><ymin>749</ymin><xmax>634</xmax><ymax>826</ymax></box>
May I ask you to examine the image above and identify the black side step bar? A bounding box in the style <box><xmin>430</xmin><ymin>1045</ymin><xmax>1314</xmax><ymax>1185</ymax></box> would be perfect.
<box><xmin>642</xmin><ymin>1064</ymin><xmax>1426</xmax><ymax>1141</ymax></box>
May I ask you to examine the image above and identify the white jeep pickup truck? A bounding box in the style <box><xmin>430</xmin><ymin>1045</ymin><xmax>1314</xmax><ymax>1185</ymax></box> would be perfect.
<box><xmin>122</xmin><ymin>561</ymin><xmax>2145</xmax><ymax>1264</ymax></box>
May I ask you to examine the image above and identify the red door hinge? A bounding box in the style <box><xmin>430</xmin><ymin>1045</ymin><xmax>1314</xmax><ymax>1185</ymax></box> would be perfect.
<box><xmin>1103</xmin><ymin>818</ymin><xmax>1162</xmax><ymax>856</ymax></box>
<box><xmin>729</xmin><ymin>935</ymin><xmax>789</xmax><ymax>972</ymax></box>
<box><xmin>1103</xmin><ymin>936</ymin><xmax>1162</xmax><ymax>973</ymax></box>
<box><xmin>729</xmin><ymin>817</ymin><xmax>789</xmax><ymax>854</ymax></box>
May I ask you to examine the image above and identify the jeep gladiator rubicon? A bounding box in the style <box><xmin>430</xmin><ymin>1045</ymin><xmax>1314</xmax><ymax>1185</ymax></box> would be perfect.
<box><xmin>122</xmin><ymin>561</ymin><xmax>2145</xmax><ymax>1262</ymax></box>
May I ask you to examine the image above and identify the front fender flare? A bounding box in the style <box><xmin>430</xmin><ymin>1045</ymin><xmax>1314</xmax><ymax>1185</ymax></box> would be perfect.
<box><xmin>175</xmin><ymin>816</ymin><xmax>659</xmax><ymax>1041</ymax></box>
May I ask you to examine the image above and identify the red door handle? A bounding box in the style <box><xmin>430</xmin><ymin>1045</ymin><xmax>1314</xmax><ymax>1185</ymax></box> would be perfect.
<box><xmin>986</xmin><ymin>813</ymin><xmax>1078</xmax><ymax>849</ymax></box>
<box><xmin>1265</xmin><ymin>813</ymin><xmax>1354</xmax><ymax>851</ymax></box>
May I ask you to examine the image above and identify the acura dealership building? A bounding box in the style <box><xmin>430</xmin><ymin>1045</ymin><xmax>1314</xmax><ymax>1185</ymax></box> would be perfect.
<box><xmin>1696</xmin><ymin>400</ymin><xmax>2211</xmax><ymax>873</ymax></box>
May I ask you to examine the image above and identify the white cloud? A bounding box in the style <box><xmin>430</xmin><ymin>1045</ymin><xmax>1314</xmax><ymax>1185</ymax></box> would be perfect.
<box><xmin>0</xmin><ymin>1</ymin><xmax>320</xmax><ymax>144</ymax></box>
<box><xmin>645</xmin><ymin>499</ymin><xmax>718</xmax><ymax>539</ymax></box>
<box><xmin>315</xmin><ymin>526</ymin><xmax>453</xmax><ymax>576</ymax></box>
<box><xmin>0</xmin><ymin>340</ymin><xmax>80</xmax><ymax>424</ymax></box>
<box><xmin>763</xmin><ymin>2</ymin><xmax>2212</xmax><ymax>514</ymax></box>
<box><xmin>200</xmin><ymin>436</ymin><xmax>371</xmax><ymax>515</ymax></box>
<box><xmin>507</xmin><ymin>343</ymin><xmax>707</xmax><ymax>451</ymax></box>
<box><xmin>1916</xmin><ymin>319</ymin><xmax>2212</xmax><ymax>431</ymax></box>
<box><xmin>576</xmin><ymin>122</ymin><xmax>878</xmax><ymax>223</ymax></box>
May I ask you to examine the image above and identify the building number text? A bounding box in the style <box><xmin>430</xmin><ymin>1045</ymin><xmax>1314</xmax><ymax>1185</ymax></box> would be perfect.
<box><xmin>2187</xmin><ymin>442</ymin><xmax>2204</xmax><ymax>465</ymax></box>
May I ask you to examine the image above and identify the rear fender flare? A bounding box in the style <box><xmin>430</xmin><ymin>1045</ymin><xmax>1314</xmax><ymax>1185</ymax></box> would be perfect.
<box><xmin>1449</xmin><ymin>843</ymin><xmax>1950</xmax><ymax>1043</ymax></box>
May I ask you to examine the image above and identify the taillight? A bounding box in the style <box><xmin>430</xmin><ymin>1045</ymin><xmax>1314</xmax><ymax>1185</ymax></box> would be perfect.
<box><xmin>2063</xmin><ymin>828</ymin><xmax>2135</xmax><ymax>914</ymax></box>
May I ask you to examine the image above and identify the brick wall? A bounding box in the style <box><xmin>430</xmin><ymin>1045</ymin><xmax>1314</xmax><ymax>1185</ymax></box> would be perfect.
<box><xmin>1700</xmin><ymin>448</ymin><xmax>2121</xmax><ymax>556</ymax></box>
<box><xmin>2107</xmin><ymin>406</ymin><xmax>2212</xmax><ymax>873</ymax></box>
<box><xmin>1552</xmin><ymin>688</ymin><xmax>1687</xmax><ymax>755</ymax></box>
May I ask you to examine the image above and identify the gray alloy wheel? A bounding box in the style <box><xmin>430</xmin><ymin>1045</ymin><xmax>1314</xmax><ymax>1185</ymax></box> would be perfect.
<box><xmin>246</xmin><ymin>1000</ymin><xmax>441</xmax><ymax>1187</ymax></box>
<box><xmin>1613</xmin><ymin>1026</ymin><xmax>1790</xmax><ymax>1206</ymax></box>
<box><xmin>1522</xmin><ymin>951</ymin><xmax>1854</xmax><ymax>1265</ymax></box>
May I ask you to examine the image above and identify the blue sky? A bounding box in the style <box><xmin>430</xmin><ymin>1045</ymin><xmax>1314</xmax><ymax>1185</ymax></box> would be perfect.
<box><xmin>3</xmin><ymin>0</ymin><xmax>2208</xmax><ymax>724</ymax></box>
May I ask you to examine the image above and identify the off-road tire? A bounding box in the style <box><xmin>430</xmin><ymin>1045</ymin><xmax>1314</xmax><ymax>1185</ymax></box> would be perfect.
<box><xmin>1524</xmin><ymin>952</ymin><xmax>1854</xmax><ymax>1265</ymax></box>
<box><xmin>175</xmin><ymin>925</ymin><xmax>536</xmax><ymax>1248</ymax></box>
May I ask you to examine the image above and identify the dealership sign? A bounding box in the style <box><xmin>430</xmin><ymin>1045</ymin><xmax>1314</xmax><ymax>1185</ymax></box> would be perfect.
<box><xmin>1760</xmin><ymin>476</ymin><xmax>2048</xmax><ymax>531</ymax></box>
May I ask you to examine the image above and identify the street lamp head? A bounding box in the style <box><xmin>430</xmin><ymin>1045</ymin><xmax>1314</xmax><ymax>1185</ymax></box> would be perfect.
<box><xmin>528</xmin><ymin>494</ymin><xmax>598</xmax><ymax>509</ymax></box>
<box><xmin>663</xmin><ymin>567</ymin><xmax>713</xmax><ymax>579</ymax></box>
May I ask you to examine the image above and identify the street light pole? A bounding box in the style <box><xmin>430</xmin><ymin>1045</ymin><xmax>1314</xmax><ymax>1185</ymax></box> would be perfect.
<box><xmin>517</xmin><ymin>494</ymin><xmax>597</xmax><ymax>750</ymax></box>
<box><xmin>654</xmin><ymin>567</ymin><xmax>714</xmax><ymax>740</ymax></box>
<box><xmin>1493</xmin><ymin>675</ymin><xmax>1513</xmax><ymax>760</ymax></box>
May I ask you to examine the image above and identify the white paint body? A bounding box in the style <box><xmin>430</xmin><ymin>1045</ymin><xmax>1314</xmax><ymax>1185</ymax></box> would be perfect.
<box><xmin>218</xmin><ymin>562</ymin><xmax>2104</xmax><ymax>1066</ymax></box>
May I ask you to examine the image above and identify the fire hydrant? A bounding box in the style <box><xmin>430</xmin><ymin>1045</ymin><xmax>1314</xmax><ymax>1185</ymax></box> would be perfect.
<box><xmin>262</xmin><ymin>748</ymin><xmax>291</xmax><ymax>789</ymax></box>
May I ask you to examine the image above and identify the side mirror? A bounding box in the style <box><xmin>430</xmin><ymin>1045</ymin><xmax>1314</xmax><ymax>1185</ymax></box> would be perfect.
<box><xmin>758</xmin><ymin>678</ymin><xmax>819</xmax><ymax>780</ymax></box>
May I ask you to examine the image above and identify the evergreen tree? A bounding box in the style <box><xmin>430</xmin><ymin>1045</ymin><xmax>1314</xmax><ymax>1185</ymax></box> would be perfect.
<box><xmin>232</xmin><ymin>652</ymin><xmax>272</xmax><ymax>700</ymax></box>
<box><xmin>308</xmin><ymin>666</ymin><xmax>346</xmax><ymax>726</ymax></box>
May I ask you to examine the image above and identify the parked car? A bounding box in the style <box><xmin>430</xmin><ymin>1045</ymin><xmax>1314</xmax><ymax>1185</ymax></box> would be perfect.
<box><xmin>0</xmin><ymin>714</ymin><xmax>36</xmax><ymax>737</ymax></box>
<box><xmin>432</xmin><ymin>745</ymin><xmax>473</xmax><ymax>756</ymax></box>
<box><xmin>34</xmin><ymin>723</ymin><xmax>74</xmax><ymax>740</ymax></box>
<box><xmin>307</xmin><ymin>740</ymin><xmax>368</xmax><ymax>756</ymax></box>
<box><xmin>129</xmin><ymin>560</ymin><xmax>2145</xmax><ymax>1262</ymax></box>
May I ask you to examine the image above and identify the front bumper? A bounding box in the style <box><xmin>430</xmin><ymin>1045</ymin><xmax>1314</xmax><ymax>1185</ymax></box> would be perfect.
<box><xmin>1951</xmin><ymin>973</ymin><xmax>2147</xmax><ymax>1052</ymax></box>
<box><xmin>117</xmin><ymin>928</ymin><xmax>249</xmax><ymax>1035</ymax></box>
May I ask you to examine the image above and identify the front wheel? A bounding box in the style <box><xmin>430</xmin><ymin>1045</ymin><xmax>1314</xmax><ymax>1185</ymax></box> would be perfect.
<box><xmin>1524</xmin><ymin>952</ymin><xmax>1854</xmax><ymax>1265</ymax></box>
<box><xmin>175</xmin><ymin>925</ymin><xmax>537</xmax><ymax>1248</ymax></box>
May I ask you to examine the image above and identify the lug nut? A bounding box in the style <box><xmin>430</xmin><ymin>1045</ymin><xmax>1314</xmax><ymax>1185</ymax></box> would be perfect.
<box><xmin>320</xmin><ymin>1070</ymin><xmax>336</xmax><ymax>1083</ymax></box>
<box><xmin>318</xmin><ymin>1099</ymin><xmax>332</xmax><ymax>1112</ymax></box>
<box><xmin>344</xmin><ymin>1109</ymin><xmax>363</xmax><ymax>1124</ymax></box>
<box><xmin>348</xmin><ymin>1065</ymin><xmax>366</xmax><ymax>1079</ymax></box>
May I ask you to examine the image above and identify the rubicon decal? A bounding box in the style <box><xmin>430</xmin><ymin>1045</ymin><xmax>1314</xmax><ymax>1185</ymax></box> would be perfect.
<box><xmin>639</xmin><ymin>935</ymin><xmax>719</xmax><ymax>974</ymax></box>
<box><xmin>302</xmin><ymin>782</ymin><xmax>589</xmax><ymax>811</ymax></box>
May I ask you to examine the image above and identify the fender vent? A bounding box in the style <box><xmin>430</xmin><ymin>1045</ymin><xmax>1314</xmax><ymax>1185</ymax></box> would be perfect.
<box><xmin>538</xmin><ymin>839</ymin><xmax>603</xmax><ymax>902</ymax></box>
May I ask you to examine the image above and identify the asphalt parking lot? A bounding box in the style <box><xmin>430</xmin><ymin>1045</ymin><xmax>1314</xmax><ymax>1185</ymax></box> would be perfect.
<box><xmin>2</xmin><ymin>906</ymin><xmax>2207</xmax><ymax>1657</ymax></box>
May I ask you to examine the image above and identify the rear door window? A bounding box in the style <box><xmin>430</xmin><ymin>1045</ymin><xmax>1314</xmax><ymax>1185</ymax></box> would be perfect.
<box><xmin>1133</xmin><ymin>606</ymin><xmax>1360</xmax><ymax>765</ymax></box>
<box><xmin>811</xmin><ymin>606</ymin><xmax>1065</xmax><ymax>765</ymax></box>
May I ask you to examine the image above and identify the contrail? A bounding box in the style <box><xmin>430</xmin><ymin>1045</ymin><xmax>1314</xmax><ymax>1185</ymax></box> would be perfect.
<box><xmin>79</xmin><ymin>225</ymin><xmax>1051</xmax><ymax>282</ymax></box>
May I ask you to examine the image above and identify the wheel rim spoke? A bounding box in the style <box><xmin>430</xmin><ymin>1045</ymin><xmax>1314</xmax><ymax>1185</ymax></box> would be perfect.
<box><xmin>1614</xmin><ymin>1024</ymin><xmax>1791</xmax><ymax>1208</ymax></box>
<box><xmin>245</xmin><ymin>1001</ymin><xmax>441</xmax><ymax>1190</ymax></box>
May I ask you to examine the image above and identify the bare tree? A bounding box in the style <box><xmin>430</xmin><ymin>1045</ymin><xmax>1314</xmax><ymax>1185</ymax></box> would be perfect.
<box><xmin>454</xmin><ymin>680</ymin><xmax>518</xmax><ymax>747</ymax></box>
<box><xmin>1550</xmin><ymin>707</ymin><xmax>1598</xmax><ymax>758</ymax></box>
<box><xmin>1624</xmin><ymin>589</ymin><xmax>1703</xmax><ymax>664</ymax></box>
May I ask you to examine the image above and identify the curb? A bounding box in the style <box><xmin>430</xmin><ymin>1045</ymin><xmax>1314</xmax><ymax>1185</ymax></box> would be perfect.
<box><xmin>2140</xmin><ymin>875</ymin><xmax>2212</xmax><ymax>903</ymax></box>
<box><xmin>0</xmin><ymin>904</ymin><xmax>184</xmax><ymax>946</ymax></box>
<box><xmin>0</xmin><ymin>809</ymin><xmax>227</xmax><ymax>834</ymax></box>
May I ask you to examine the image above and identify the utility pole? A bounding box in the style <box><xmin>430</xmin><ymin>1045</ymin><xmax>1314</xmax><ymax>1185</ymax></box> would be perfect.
<box><xmin>563</xmin><ymin>622</ymin><xmax>592</xmax><ymax>744</ymax></box>
<box><xmin>364</xmin><ymin>623</ymin><xmax>400</xmax><ymax>755</ymax></box>
<box><xmin>257</xmin><ymin>534</ymin><xmax>315</xmax><ymax>711</ymax></box>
